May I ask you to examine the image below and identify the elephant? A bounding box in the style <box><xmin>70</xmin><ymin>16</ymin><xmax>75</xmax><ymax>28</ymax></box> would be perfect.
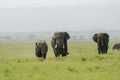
<box><xmin>51</xmin><ymin>32</ymin><xmax>70</xmax><ymax>57</ymax></box>
<box><xmin>92</xmin><ymin>33</ymin><xmax>109</xmax><ymax>54</ymax></box>
<box><xmin>112</xmin><ymin>43</ymin><xmax>120</xmax><ymax>50</ymax></box>
<box><xmin>35</xmin><ymin>40</ymin><xmax>48</xmax><ymax>59</ymax></box>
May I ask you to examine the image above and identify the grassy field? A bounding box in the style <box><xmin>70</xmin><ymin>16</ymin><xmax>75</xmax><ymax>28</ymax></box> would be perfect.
<box><xmin>0</xmin><ymin>42</ymin><xmax>120</xmax><ymax>80</ymax></box>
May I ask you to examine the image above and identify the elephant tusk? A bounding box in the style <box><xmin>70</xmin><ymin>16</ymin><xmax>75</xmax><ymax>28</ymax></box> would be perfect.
<box><xmin>62</xmin><ymin>44</ymin><xmax>65</xmax><ymax>48</ymax></box>
<box><xmin>55</xmin><ymin>44</ymin><xmax>57</xmax><ymax>48</ymax></box>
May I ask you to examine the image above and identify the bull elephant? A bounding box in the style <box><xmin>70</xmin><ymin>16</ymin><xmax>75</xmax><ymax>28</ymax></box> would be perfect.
<box><xmin>112</xmin><ymin>43</ymin><xmax>120</xmax><ymax>50</ymax></box>
<box><xmin>51</xmin><ymin>32</ymin><xmax>70</xmax><ymax>57</ymax></box>
<box><xmin>35</xmin><ymin>40</ymin><xmax>48</xmax><ymax>59</ymax></box>
<box><xmin>92</xmin><ymin>33</ymin><xmax>109</xmax><ymax>54</ymax></box>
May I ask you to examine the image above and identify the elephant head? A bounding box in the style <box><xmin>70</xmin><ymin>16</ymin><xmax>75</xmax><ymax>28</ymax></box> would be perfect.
<box><xmin>55</xmin><ymin>39</ymin><xmax>65</xmax><ymax>49</ymax></box>
<box><xmin>53</xmin><ymin>32</ymin><xmax>70</xmax><ymax>40</ymax></box>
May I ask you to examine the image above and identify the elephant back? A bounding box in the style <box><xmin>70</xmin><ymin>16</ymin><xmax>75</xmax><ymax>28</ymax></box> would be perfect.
<box><xmin>53</xmin><ymin>32</ymin><xmax>64</xmax><ymax>40</ymax></box>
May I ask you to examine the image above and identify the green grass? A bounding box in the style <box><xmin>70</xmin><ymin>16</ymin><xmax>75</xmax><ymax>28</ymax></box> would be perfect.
<box><xmin>0</xmin><ymin>42</ymin><xmax>120</xmax><ymax>80</ymax></box>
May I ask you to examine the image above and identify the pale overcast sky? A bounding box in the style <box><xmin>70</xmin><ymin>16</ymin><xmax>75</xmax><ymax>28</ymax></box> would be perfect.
<box><xmin>0</xmin><ymin>0</ymin><xmax>96</xmax><ymax>8</ymax></box>
<box><xmin>0</xmin><ymin>0</ymin><xmax>120</xmax><ymax>32</ymax></box>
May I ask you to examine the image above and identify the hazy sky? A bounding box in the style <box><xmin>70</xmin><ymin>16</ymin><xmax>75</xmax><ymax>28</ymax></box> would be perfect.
<box><xmin>0</xmin><ymin>0</ymin><xmax>120</xmax><ymax>32</ymax></box>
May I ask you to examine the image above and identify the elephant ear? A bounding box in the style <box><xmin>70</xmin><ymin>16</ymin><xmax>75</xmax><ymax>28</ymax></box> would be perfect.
<box><xmin>36</xmin><ymin>41</ymin><xmax>43</xmax><ymax>47</ymax></box>
<box><xmin>63</xmin><ymin>32</ymin><xmax>70</xmax><ymax>40</ymax></box>
<box><xmin>104</xmin><ymin>33</ymin><xmax>109</xmax><ymax>39</ymax></box>
<box><xmin>92</xmin><ymin>33</ymin><xmax>98</xmax><ymax>43</ymax></box>
<box><xmin>36</xmin><ymin>42</ymin><xmax>39</xmax><ymax>47</ymax></box>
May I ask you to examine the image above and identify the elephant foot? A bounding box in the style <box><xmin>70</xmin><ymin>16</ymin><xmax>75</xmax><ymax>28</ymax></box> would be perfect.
<box><xmin>66</xmin><ymin>52</ymin><xmax>69</xmax><ymax>55</ymax></box>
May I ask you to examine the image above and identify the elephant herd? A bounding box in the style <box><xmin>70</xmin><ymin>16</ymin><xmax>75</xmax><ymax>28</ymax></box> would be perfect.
<box><xmin>35</xmin><ymin>32</ymin><xmax>119</xmax><ymax>59</ymax></box>
<box><xmin>35</xmin><ymin>32</ymin><xmax>70</xmax><ymax>59</ymax></box>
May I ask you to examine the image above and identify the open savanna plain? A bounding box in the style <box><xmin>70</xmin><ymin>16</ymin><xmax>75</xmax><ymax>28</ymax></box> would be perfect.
<box><xmin>0</xmin><ymin>42</ymin><xmax>120</xmax><ymax>80</ymax></box>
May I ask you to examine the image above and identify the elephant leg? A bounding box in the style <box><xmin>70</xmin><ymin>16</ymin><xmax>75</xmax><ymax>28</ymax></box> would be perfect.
<box><xmin>105</xmin><ymin>44</ymin><xmax>108</xmax><ymax>53</ymax></box>
<box><xmin>57</xmin><ymin>48</ymin><xmax>63</xmax><ymax>57</ymax></box>
<box><xmin>39</xmin><ymin>52</ymin><xmax>42</xmax><ymax>58</ymax></box>
<box><xmin>54</xmin><ymin>49</ymin><xmax>58</xmax><ymax>57</ymax></box>
<box><xmin>104</xmin><ymin>40</ymin><xmax>109</xmax><ymax>54</ymax></box>
<box><xmin>97</xmin><ymin>44</ymin><xmax>102</xmax><ymax>54</ymax></box>
<box><xmin>57</xmin><ymin>53</ymin><xmax>60</xmax><ymax>57</ymax></box>
<box><xmin>62</xmin><ymin>53</ymin><xmax>66</xmax><ymax>57</ymax></box>
<box><xmin>60</xmin><ymin>49</ymin><xmax>65</xmax><ymax>57</ymax></box>
<box><xmin>54</xmin><ymin>48</ymin><xmax>59</xmax><ymax>57</ymax></box>
<box><xmin>102</xmin><ymin>44</ymin><xmax>108</xmax><ymax>54</ymax></box>
<box><xmin>43</xmin><ymin>53</ymin><xmax>47</xmax><ymax>59</ymax></box>
<box><xmin>61</xmin><ymin>45</ymin><xmax>67</xmax><ymax>56</ymax></box>
<box><xmin>102</xmin><ymin>47</ymin><xmax>106</xmax><ymax>54</ymax></box>
<box><xmin>52</xmin><ymin>47</ymin><xmax>57</xmax><ymax>57</ymax></box>
<box><xmin>101</xmin><ymin>47</ymin><xmax>105</xmax><ymax>54</ymax></box>
<box><xmin>100</xmin><ymin>45</ymin><xmax>103</xmax><ymax>54</ymax></box>
<box><xmin>37</xmin><ymin>52</ymin><xmax>42</xmax><ymax>58</ymax></box>
<box><xmin>98</xmin><ymin>48</ymin><xmax>101</xmax><ymax>54</ymax></box>
<box><xmin>64</xmin><ymin>40</ymin><xmax>69</xmax><ymax>55</ymax></box>
<box><xmin>55</xmin><ymin>52</ymin><xmax>60</xmax><ymax>57</ymax></box>
<box><xmin>36</xmin><ymin>51</ymin><xmax>42</xmax><ymax>57</ymax></box>
<box><xmin>101</xmin><ymin>42</ymin><xmax>106</xmax><ymax>54</ymax></box>
<box><xmin>35</xmin><ymin>47</ymin><xmax>42</xmax><ymax>57</ymax></box>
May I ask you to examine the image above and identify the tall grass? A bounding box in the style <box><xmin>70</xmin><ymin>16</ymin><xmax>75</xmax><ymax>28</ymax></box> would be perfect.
<box><xmin>0</xmin><ymin>42</ymin><xmax>120</xmax><ymax>80</ymax></box>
